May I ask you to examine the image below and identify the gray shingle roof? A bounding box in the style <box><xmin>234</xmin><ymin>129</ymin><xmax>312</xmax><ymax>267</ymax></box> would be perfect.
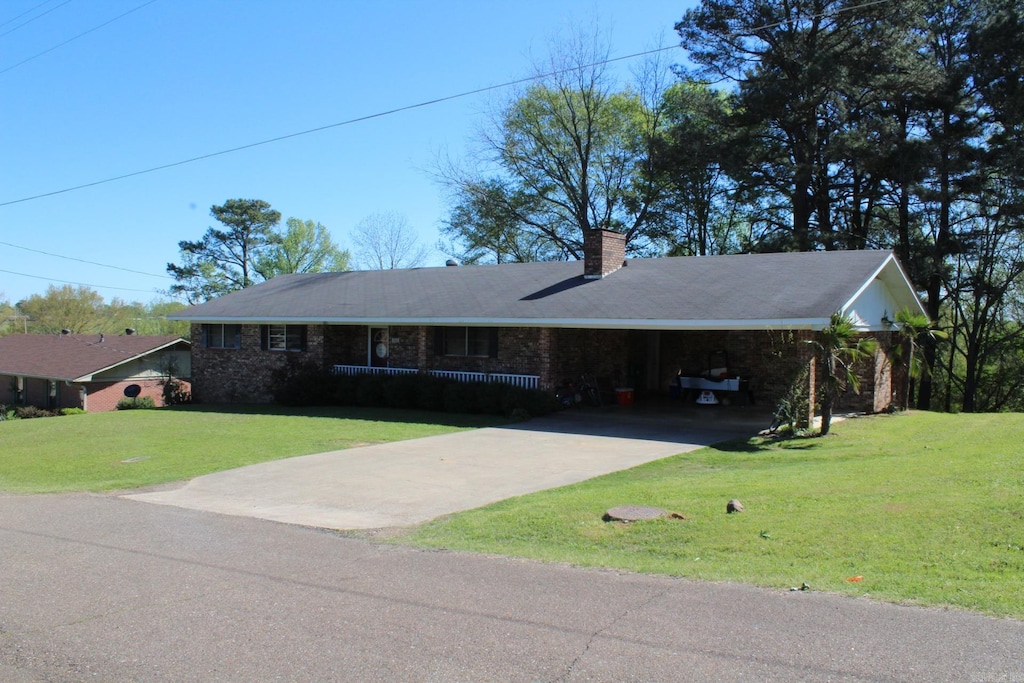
<box><xmin>0</xmin><ymin>334</ymin><xmax>188</xmax><ymax>381</ymax></box>
<box><xmin>170</xmin><ymin>250</ymin><xmax>921</xmax><ymax>330</ymax></box>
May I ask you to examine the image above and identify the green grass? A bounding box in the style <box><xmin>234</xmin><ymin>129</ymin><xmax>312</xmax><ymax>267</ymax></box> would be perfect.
<box><xmin>404</xmin><ymin>411</ymin><xmax>1024</xmax><ymax>619</ymax></box>
<box><xmin>0</xmin><ymin>405</ymin><xmax>500</xmax><ymax>493</ymax></box>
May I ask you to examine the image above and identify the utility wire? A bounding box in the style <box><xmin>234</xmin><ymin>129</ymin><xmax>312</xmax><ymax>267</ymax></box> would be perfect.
<box><xmin>0</xmin><ymin>240</ymin><xmax>172</xmax><ymax>279</ymax></box>
<box><xmin>0</xmin><ymin>44</ymin><xmax>677</xmax><ymax>208</ymax></box>
<box><xmin>0</xmin><ymin>0</ymin><xmax>159</xmax><ymax>76</ymax></box>
<box><xmin>0</xmin><ymin>0</ymin><xmax>74</xmax><ymax>39</ymax></box>
<box><xmin>0</xmin><ymin>267</ymin><xmax>161</xmax><ymax>293</ymax></box>
<box><xmin>0</xmin><ymin>0</ymin><xmax>60</xmax><ymax>29</ymax></box>
<box><xmin>0</xmin><ymin>0</ymin><xmax>892</xmax><ymax>209</ymax></box>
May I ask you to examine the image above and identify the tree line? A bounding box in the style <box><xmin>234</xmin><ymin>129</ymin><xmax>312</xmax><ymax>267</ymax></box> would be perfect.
<box><xmin>0</xmin><ymin>202</ymin><xmax>431</xmax><ymax>335</ymax></box>
<box><xmin>438</xmin><ymin>0</ymin><xmax>1023</xmax><ymax>413</ymax></box>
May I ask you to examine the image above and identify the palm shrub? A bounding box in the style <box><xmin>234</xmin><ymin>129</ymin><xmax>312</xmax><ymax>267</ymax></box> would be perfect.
<box><xmin>806</xmin><ymin>312</ymin><xmax>878</xmax><ymax>436</ymax></box>
<box><xmin>890</xmin><ymin>308</ymin><xmax>947</xmax><ymax>410</ymax></box>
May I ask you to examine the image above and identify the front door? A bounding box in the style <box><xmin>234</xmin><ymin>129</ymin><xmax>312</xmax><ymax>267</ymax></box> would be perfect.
<box><xmin>370</xmin><ymin>327</ymin><xmax>389</xmax><ymax>367</ymax></box>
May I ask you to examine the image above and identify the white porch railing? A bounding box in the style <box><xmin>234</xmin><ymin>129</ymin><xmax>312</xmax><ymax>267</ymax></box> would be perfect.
<box><xmin>429</xmin><ymin>369</ymin><xmax>487</xmax><ymax>383</ymax></box>
<box><xmin>331</xmin><ymin>365</ymin><xmax>418</xmax><ymax>377</ymax></box>
<box><xmin>487</xmin><ymin>372</ymin><xmax>540</xmax><ymax>390</ymax></box>
<box><xmin>331</xmin><ymin>365</ymin><xmax>539</xmax><ymax>390</ymax></box>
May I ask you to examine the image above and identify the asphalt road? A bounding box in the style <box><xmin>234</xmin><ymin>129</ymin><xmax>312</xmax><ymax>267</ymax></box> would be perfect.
<box><xmin>2</xmin><ymin>493</ymin><xmax>1022</xmax><ymax>682</ymax></box>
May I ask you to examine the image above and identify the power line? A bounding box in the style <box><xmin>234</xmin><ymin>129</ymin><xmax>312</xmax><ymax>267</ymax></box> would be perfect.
<box><xmin>0</xmin><ymin>0</ymin><xmax>60</xmax><ymax>29</ymax></box>
<box><xmin>0</xmin><ymin>45</ymin><xmax>678</xmax><ymax>208</ymax></box>
<box><xmin>0</xmin><ymin>267</ymin><xmax>162</xmax><ymax>294</ymax></box>
<box><xmin>0</xmin><ymin>0</ymin><xmax>74</xmax><ymax>39</ymax></box>
<box><xmin>0</xmin><ymin>0</ymin><xmax>159</xmax><ymax>76</ymax></box>
<box><xmin>0</xmin><ymin>240</ymin><xmax>172</xmax><ymax>279</ymax></box>
<box><xmin>0</xmin><ymin>0</ymin><xmax>892</xmax><ymax>209</ymax></box>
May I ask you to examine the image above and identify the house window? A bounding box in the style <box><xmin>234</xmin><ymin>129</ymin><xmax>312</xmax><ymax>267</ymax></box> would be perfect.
<box><xmin>203</xmin><ymin>324</ymin><xmax>241</xmax><ymax>349</ymax></box>
<box><xmin>261</xmin><ymin>324</ymin><xmax>307</xmax><ymax>352</ymax></box>
<box><xmin>435</xmin><ymin>327</ymin><xmax>497</xmax><ymax>358</ymax></box>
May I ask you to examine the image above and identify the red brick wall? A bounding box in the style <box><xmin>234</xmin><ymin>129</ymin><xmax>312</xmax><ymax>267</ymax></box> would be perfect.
<box><xmin>324</xmin><ymin>325</ymin><xmax>369</xmax><ymax>366</ymax></box>
<box><xmin>188</xmin><ymin>321</ymin><xmax>895</xmax><ymax>414</ymax></box>
<box><xmin>0</xmin><ymin>374</ymin><xmax>190</xmax><ymax>412</ymax></box>
<box><xmin>837</xmin><ymin>331</ymin><xmax>896</xmax><ymax>414</ymax></box>
<box><xmin>660</xmin><ymin>329</ymin><xmax>819</xmax><ymax>406</ymax></box>
<box><xmin>659</xmin><ymin>329</ymin><xmax>893</xmax><ymax>414</ymax></box>
<box><xmin>190</xmin><ymin>323</ymin><xmax>324</xmax><ymax>403</ymax></box>
<box><xmin>82</xmin><ymin>379</ymin><xmax>192</xmax><ymax>412</ymax></box>
<box><xmin>551</xmin><ymin>329</ymin><xmax>630</xmax><ymax>388</ymax></box>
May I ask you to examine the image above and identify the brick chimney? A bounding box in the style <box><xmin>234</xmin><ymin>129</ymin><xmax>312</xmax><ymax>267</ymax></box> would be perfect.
<box><xmin>583</xmin><ymin>229</ymin><xmax>626</xmax><ymax>279</ymax></box>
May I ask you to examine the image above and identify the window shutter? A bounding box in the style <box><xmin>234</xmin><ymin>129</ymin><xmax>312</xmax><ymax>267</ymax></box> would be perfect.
<box><xmin>298</xmin><ymin>325</ymin><xmax>307</xmax><ymax>351</ymax></box>
<box><xmin>201</xmin><ymin>325</ymin><xmax>209</xmax><ymax>348</ymax></box>
<box><xmin>488</xmin><ymin>328</ymin><xmax>499</xmax><ymax>358</ymax></box>
<box><xmin>434</xmin><ymin>327</ymin><xmax>444</xmax><ymax>356</ymax></box>
<box><xmin>260</xmin><ymin>325</ymin><xmax>268</xmax><ymax>350</ymax></box>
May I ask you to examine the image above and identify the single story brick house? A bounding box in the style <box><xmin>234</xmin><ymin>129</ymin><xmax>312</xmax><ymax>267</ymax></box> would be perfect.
<box><xmin>169</xmin><ymin>230</ymin><xmax>927</xmax><ymax>419</ymax></box>
<box><xmin>0</xmin><ymin>333</ymin><xmax>191</xmax><ymax>412</ymax></box>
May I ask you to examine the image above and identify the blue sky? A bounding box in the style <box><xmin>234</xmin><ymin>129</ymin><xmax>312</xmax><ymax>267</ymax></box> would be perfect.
<box><xmin>1</xmin><ymin>0</ymin><xmax>697</xmax><ymax>305</ymax></box>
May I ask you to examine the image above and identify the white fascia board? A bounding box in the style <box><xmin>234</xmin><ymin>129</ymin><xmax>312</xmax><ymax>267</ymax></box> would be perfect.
<box><xmin>839</xmin><ymin>253</ymin><xmax>927</xmax><ymax>319</ymax></box>
<box><xmin>177</xmin><ymin>315</ymin><xmax>830</xmax><ymax>330</ymax></box>
<box><xmin>72</xmin><ymin>339</ymin><xmax>190</xmax><ymax>382</ymax></box>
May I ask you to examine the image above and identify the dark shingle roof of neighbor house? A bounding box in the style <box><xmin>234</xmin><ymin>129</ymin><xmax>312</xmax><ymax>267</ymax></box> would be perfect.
<box><xmin>170</xmin><ymin>250</ymin><xmax>924</xmax><ymax>330</ymax></box>
<box><xmin>0</xmin><ymin>334</ymin><xmax>188</xmax><ymax>381</ymax></box>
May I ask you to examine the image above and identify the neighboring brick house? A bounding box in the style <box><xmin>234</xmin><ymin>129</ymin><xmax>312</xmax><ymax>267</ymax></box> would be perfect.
<box><xmin>170</xmin><ymin>230</ymin><xmax>927</xmax><ymax>418</ymax></box>
<box><xmin>0</xmin><ymin>333</ymin><xmax>191</xmax><ymax>413</ymax></box>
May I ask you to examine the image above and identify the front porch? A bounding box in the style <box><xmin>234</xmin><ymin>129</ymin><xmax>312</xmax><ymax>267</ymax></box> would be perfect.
<box><xmin>330</xmin><ymin>364</ymin><xmax>540</xmax><ymax>390</ymax></box>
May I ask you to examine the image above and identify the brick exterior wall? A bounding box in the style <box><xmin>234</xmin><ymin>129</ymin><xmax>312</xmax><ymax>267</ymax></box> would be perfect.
<box><xmin>660</xmin><ymin>329</ymin><xmax>818</xmax><ymax>405</ymax></box>
<box><xmin>189</xmin><ymin>321</ymin><xmax>899</xmax><ymax>415</ymax></box>
<box><xmin>324</xmin><ymin>325</ymin><xmax>368</xmax><ymax>366</ymax></box>
<box><xmin>0</xmin><ymin>374</ymin><xmax>190</xmax><ymax>412</ymax></box>
<box><xmin>550</xmin><ymin>328</ymin><xmax>630</xmax><ymax>388</ymax></box>
<box><xmin>190</xmin><ymin>323</ymin><xmax>324</xmax><ymax>403</ymax></box>
<box><xmin>84</xmin><ymin>378</ymin><xmax>192</xmax><ymax>412</ymax></box>
<box><xmin>660</xmin><ymin>329</ymin><xmax>896</xmax><ymax>415</ymax></box>
<box><xmin>837</xmin><ymin>331</ymin><xmax>897</xmax><ymax>414</ymax></box>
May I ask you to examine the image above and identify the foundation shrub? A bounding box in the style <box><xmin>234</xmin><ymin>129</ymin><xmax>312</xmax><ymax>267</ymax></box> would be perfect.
<box><xmin>382</xmin><ymin>374</ymin><xmax>420</xmax><ymax>409</ymax></box>
<box><xmin>116</xmin><ymin>397</ymin><xmax>156</xmax><ymax>410</ymax></box>
<box><xmin>355</xmin><ymin>376</ymin><xmax>386</xmax><ymax>407</ymax></box>
<box><xmin>272</xmin><ymin>357</ymin><xmax>335</xmax><ymax>406</ymax></box>
<box><xmin>415</xmin><ymin>375</ymin><xmax>446</xmax><ymax>410</ymax></box>
<box><xmin>476</xmin><ymin>381</ymin><xmax>506</xmax><ymax>415</ymax></box>
<box><xmin>14</xmin><ymin>405</ymin><xmax>59</xmax><ymax>419</ymax></box>
<box><xmin>329</xmin><ymin>374</ymin><xmax>360</xmax><ymax>406</ymax></box>
<box><xmin>443</xmin><ymin>381</ymin><xmax>480</xmax><ymax>413</ymax></box>
<box><xmin>270</xmin><ymin>366</ymin><xmax>559</xmax><ymax>417</ymax></box>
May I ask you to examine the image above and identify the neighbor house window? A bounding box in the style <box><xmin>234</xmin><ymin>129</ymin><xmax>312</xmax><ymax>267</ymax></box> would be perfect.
<box><xmin>203</xmin><ymin>324</ymin><xmax>241</xmax><ymax>349</ymax></box>
<box><xmin>261</xmin><ymin>324</ymin><xmax>307</xmax><ymax>352</ymax></box>
<box><xmin>434</xmin><ymin>327</ymin><xmax>497</xmax><ymax>358</ymax></box>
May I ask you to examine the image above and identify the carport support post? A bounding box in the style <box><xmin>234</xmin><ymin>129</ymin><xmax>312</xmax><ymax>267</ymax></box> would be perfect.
<box><xmin>807</xmin><ymin>355</ymin><xmax>816</xmax><ymax>429</ymax></box>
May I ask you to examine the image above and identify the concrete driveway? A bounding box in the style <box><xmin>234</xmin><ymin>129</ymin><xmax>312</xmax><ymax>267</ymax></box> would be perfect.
<box><xmin>124</xmin><ymin>407</ymin><xmax>762</xmax><ymax>530</ymax></box>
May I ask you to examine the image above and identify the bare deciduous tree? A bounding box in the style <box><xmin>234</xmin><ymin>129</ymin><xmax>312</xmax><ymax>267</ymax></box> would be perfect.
<box><xmin>351</xmin><ymin>212</ymin><xmax>430</xmax><ymax>270</ymax></box>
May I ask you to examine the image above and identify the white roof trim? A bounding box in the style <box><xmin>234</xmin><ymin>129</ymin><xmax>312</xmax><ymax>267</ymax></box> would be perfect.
<box><xmin>71</xmin><ymin>338</ymin><xmax>190</xmax><ymax>382</ymax></box>
<box><xmin>839</xmin><ymin>252</ymin><xmax>927</xmax><ymax>318</ymax></box>
<box><xmin>181</xmin><ymin>316</ymin><xmax>832</xmax><ymax>330</ymax></box>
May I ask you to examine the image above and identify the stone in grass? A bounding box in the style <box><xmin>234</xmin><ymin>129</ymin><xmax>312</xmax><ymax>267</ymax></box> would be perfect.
<box><xmin>727</xmin><ymin>499</ymin><xmax>744</xmax><ymax>513</ymax></box>
<box><xmin>603</xmin><ymin>505</ymin><xmax>687</xmax><ymax>523</ymax></box>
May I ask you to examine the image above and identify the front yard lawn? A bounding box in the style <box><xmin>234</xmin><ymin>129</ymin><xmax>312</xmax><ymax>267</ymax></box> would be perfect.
<box><xmin>0</xmin><ymin>405</ymin><xmax>500</xmax><ymax>493</ymax></box>
<box><xmin>404</xmin><ymin>411</ymin><xmax>1024</xmax><ymax>619</ymax></box>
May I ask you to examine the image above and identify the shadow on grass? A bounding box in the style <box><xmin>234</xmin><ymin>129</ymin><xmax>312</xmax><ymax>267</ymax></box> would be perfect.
<box><xmin>166</xmin><ymin>403</ymin><xmax>509</xmax><ymax>429</ymax></box>
<box><xmin>708</xmin><ymin>432</ymin><xmax>823</xmax><ymax>454</ymax></box>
